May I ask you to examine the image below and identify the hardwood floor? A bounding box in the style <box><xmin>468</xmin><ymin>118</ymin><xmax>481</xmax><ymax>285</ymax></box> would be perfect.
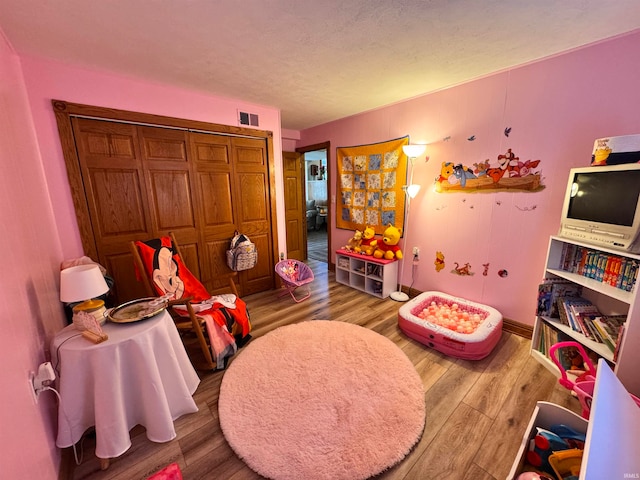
<box><xmin>65</xmin><ymin>259</ymin><xmax>582</xmax><ymax>480</ymax></box>
<box><xmin>306</xmin><ymin>228</ymin><xmax>327</xmax><ymax>262</ymax></box>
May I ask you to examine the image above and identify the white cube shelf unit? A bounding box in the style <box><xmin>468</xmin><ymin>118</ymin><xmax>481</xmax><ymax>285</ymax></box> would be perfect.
<box><xmin>335</xmin><ymin>249</ymin><xmax>398</xmax><ymax>298</ymax></box>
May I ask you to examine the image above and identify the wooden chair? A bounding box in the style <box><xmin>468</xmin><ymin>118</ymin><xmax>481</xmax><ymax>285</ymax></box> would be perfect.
<box><xmin>130</xmin><ymin>232</ymin><xmax>245</xmax><ymax>371</ymax></box>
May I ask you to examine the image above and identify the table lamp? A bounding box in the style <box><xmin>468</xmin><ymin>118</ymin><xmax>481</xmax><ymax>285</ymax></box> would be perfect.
<box><xmin>60</xmin><ymin>264</ymin><xmax>109</xmax><ymax>327</ymax></box>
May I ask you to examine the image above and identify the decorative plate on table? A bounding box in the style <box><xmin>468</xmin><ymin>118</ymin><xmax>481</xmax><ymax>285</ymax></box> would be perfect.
<box><xmin>107</xmin><ymin>297</ymin><xmax>167</xmax><ymax>323</ymax></box>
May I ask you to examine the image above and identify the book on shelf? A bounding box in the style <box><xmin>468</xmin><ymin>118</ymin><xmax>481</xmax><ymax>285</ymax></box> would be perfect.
<box><xmin>570</xmin><ymin>301</ymin><xmax>601</xmax><ymax>339</ymax></box>
<box><xmin>537</xmin><ymin>279</ymin><xmax>582</xmax><ymax>318</ymax></box>
<box><xmin>582</xmin><ymin>315</ymin><xmax>605</xmax><ymax>344</ymax></box>
<box><xmin>614</xmin><ymin>323</ymin><xmax>626</xmax><ymax>363</ymax></box>
<box><xmin>553</xmin><ymin>298</ymin><xmax>628</xmax><ymax>353</ymax></box>
<box><xmin>558</xmin><ymin>243</ymin><xmax>639</xmax><ymax>292</ymax></box>
<box><xmin>591</xmin><ymin>318</ymin><xmax>616</xmax><ymax>352</ymax></box>
<box><xmin>556</xmin><ymin>296</ymin><xmax>596</xmax><ymax>335</ymax></box>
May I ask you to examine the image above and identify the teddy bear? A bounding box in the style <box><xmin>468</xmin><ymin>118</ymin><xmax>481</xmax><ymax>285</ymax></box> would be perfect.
<box><xmin>344</xmin><ymin>229</ymin><xmax>363</xmax><ymax>252</ymax></box>
<box><xmin>354</xmin><ymin>225</ymin><xmax>377</xmax><ymax>255</ymax></box>
<box><xmin>373</xmin><ymin>224</ymin><xmax>403</xmax><ymax>260</ymax></box>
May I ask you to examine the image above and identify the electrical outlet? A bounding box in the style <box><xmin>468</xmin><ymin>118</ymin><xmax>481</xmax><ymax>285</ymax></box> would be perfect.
<box><xmin>29</xmin><ymin>362</ymin><xmax>55</xmax><ymax>403</ymax></box>
<box><xmin>412</xmin><ymin>247</ymin><xmax>420</xmax><ymax>256</ymax></box>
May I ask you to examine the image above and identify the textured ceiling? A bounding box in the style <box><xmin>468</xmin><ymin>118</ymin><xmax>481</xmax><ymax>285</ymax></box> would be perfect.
<box><xmin>1</xmin><ymin>1</ymin><xmax>639</xmax><ymax>130</ymax></box>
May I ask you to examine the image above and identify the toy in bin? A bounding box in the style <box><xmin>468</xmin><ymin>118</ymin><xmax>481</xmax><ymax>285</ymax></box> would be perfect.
<box><xmin>548</xmin><ymin>448</ymin><xmax>583</xmax><ymax>480</ymax></box>
<box><xmin>548</xmin><ymin>341</ymin><xmax>640</xmax><ymax>419</ymax></box>
<box><xmin>525</xmin><ymin>424</ymin><xmax>585</xmax><ymax>479</ymax></box>
<box><xmin>525</xmin><ymin>427</ymin><xmax>570</xmax><ymax>476</ymax></box>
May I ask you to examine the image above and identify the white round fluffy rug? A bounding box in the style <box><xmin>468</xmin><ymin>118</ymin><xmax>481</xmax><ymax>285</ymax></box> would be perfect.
<box><xmin>218</xmin><ymin>321</ymin><xmax>425</xmax><ymax>480</ymax></box>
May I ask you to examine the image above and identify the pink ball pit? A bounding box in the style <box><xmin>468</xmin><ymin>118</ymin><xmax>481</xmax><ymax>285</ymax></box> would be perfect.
<box><xmin>398</xmin><ymin>291</ymin><xmax>503</xmax><ymax>360</ymax></box>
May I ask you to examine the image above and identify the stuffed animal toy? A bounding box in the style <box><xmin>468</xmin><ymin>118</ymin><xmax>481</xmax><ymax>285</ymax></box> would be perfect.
<box><xmin>373</xmin><ymin>224</ymin><xmax>403</xmax><ymax>260</ymax></box>
<box><xmin>344</xmin><ymin>229</ymin><xmax>363</xmax><ymax>252</ymax></box>
<box><xmin>354</xmin><ymin>225</ymin><xmax>377</xmax><ymax>255</ymax></box>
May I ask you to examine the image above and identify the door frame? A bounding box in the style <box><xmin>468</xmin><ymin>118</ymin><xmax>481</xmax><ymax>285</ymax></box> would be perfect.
<box><xmin>296</xmin><ymin>141</ymin><xmax>332</xmax><ymax>269</ymax></box>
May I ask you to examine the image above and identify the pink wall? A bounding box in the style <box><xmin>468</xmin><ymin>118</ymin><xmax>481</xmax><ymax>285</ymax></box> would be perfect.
<box><xmin>300</xmin><ymin>30</ymin><xmax>640</xmax><ymax>325</ymax></box>
<box><xmin>18</xmin><ymin>56</ymin><xmax>285</xmax><ymax>260</ymax></box>
<box><xmin>282</xmin><ymin>128</ymin><xmax>300</xmax><ymax>151</ymax></box>
<box><xmin>0</xmin><ymin>33</ymin><xmax>66</xmax><ymax>479</ymax></box>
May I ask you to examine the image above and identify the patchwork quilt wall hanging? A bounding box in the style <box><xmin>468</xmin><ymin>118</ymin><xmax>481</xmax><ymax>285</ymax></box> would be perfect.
<box><xmin>336</xmin><ymin>136</ymin><xmax>409</xmax><ymax>235</ymax></box>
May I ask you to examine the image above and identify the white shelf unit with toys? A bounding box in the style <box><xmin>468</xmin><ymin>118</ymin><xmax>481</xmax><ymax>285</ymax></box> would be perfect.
<box><xmin>508</xmin><ymin>360</ymin><xmax>640</xmax><ymax>479</ymax></box>
<box><xmin>335</xmin><ymin>249</ymin><xmax>398</xmax><ymax>299</ymax></box>
<box><xmin>531</xmin><ymin>235</ymin><xmax>640</xmax><ymax>397</ymax></box>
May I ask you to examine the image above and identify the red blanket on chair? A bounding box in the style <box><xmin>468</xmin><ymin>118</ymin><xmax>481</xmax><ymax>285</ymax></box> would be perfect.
<box><xmin>135</xmin><ymin>236</ymin><xmax>251</xmax><ymax>368</ymax></box>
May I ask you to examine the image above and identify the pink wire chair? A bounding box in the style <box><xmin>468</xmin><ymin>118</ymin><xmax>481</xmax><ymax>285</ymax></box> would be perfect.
<box><xmin>275</xmin><ymin>259</ymin><xmax>314</xmax><ymax>303</ymax></box>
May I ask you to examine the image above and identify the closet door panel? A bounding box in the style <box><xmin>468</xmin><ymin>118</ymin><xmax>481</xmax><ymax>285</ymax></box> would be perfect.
<box><xmin>139</xmin><ymin>127</ymin><xmax>198</xmax><ymax>247</ymax></box>
<box><xmin>89</xmin><ymin>168</ymin><xmax>148</xmax><ymax>236</ymax></box>
<box><xmin>178</xmin><ymin>241</ymin><xmax>202</xmax><ymax>281</ymax></box>
<box><xmin>104</xmin><ymin>251</ymin><xmax>148</xmax><ymax>303</ymax></box>
<box><xmin>142</xmin><ymin>135</ymin><xmax>188</xmax><ymax>162</ymax></box>
<box><xmin>203</xmin><ymin>239</ymin><xmax>237</xmax><ymax>292</ymax></box>
<box><xmin>71</xmin><ymin>117</ymin><xmax>154</xmax><ymax>303</ymax></box>
<box><xmin>73</xmin><ymin>118</ymin><xmax>150</xmax><ymax>242</ymax></box>
<box><xmin>232</xmin><ymin>137</ymin><xmax>275</xmax><ymax>293</ymax></box>
<box><xmin>77</xmin><ymin>123</ymin><xmax>137</xmax><ymax>160</ymax></box>
<box><xmin>148</xmin><ymin>170</ymin><xmax>196</xmax><ymax>230</ymax></box>
<box><xmin>190</xmin><ymin>133</ymin><xmax>241</xmax><ymax>294</ymax></box>
<box><xmin>198</xmin><ymin>172</ymin><xmax>234</xmax><ymax>227</ymax></box>
<box><xmin>243</xmin><ymin>232</ymin><xmax>272</xmax><ymax>282</ymax></box>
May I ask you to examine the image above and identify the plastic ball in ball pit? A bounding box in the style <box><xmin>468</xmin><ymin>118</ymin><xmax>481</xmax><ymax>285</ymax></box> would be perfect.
<box><xmin>417</xmin><ymin>301</ymin><xmax>487</xmax><ymax>334</ymax></box>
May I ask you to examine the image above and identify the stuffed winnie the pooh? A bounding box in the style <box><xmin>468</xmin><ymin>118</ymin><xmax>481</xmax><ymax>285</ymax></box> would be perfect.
<box><xmin>354</xmin><ymin>225</ymin><xmax>377</xmax><ymax>255</ymax></box>
<box><xmin>373</xmin><ymin>224</ymin><xmax>403</xmax><ymax>260</ymax></box>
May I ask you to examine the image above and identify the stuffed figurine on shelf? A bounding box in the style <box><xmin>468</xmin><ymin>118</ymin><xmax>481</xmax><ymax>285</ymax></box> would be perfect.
<box><xmin>344</xmin><ymin>229</ymin><xmax>363</xmax><ymax>252</ymax></box>
<box><xmin>354</xmin><ymin>225</ymin><xmax>377</xmax><ymax>256</ymax></box>
<box><xmin>373</xmin><ymin>224</ymin><xmax>403</xmax><ymax>260</ymax></box>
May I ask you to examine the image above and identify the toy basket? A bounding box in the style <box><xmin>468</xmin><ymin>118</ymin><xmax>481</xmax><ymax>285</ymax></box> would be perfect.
<box><xmin>548</xmin><ymin>341</ymin><xmax>640</xmax><ymax>419</ymax></box>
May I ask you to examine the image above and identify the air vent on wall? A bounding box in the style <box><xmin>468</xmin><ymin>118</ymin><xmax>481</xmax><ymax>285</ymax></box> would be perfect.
<box><xmin>238</xmin><ymin>110</ymin><xmax>259</xmax><ymax>127</ymax></box>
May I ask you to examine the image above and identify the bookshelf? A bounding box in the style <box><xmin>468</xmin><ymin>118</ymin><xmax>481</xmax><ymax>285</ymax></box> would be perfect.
<box><xmin>531</xmin><ymin>235</ymin><xmax>640</xmax><ymax>397</ymax></box>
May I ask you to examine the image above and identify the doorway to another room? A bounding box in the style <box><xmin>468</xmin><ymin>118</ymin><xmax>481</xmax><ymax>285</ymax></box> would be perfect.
<box><xmin>304</xmin><ymin>148</ymin><xmax>328</xmax><ymax>263</ymax></box>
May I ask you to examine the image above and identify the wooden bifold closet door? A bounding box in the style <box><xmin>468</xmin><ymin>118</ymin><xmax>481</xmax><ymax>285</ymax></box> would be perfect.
<box><xmin>54</xmin><ymin>101</ymin><xmax>277</xmax><ymax>304</ymax></box>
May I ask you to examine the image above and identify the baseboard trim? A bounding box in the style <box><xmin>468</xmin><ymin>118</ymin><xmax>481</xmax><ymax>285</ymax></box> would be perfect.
<box><xmin>502</xmin><ymin>317</ymin><xmax>533</xmax><ymax>339</ymax></box>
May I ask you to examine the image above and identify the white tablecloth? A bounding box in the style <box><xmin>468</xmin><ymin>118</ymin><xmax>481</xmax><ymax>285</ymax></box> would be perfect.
<box><xmin>51</xmin><ymin>310</ymin><xmax>200</xmax><ymax>459</ymax></box>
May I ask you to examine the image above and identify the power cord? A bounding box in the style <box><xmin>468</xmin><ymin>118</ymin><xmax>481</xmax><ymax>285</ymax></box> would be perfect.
<box><xmin>42</xmin><ymin>386</ymin><xmax>85</xmax><ymax>465</ymax></box>
<box><xmin>409</xmin><ymin>253</ymin><xmax>419</xmax><ymax>298</ymax></box>
<box><xmin>51</xmin><ymin>333</ymin><xmax>82</xmax><ymax>377</ymax></box>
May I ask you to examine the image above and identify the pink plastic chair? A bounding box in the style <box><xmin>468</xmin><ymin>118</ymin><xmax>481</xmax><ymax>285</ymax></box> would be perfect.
<box><xmin>549</xmin><ymin>341</ymin><xmax>640</xmax><ymax>418</ymax></box>
<box><xmin>275</xmin><ymin>259</ymin><xmax>314</xmax><ymax>303</ymax></box>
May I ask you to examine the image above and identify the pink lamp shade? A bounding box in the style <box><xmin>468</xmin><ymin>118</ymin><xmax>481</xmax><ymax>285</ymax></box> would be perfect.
<box><xmin>60</xmin><ymin>264</ymin><xmax>109</xmax><ymax>304</ymax></box>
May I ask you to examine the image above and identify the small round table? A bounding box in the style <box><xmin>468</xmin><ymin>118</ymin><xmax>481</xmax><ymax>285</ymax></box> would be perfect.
<box><xmin>51</xmin><ymin>310</ymin><xmax>200</xmax><ymax>468</ymax></box>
